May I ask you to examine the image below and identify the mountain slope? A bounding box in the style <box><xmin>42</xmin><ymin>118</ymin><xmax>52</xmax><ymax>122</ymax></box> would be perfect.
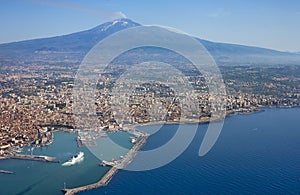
<box><xmin>0</xmin><ymin>18</ymin><xmax>140</xmax><ymax>62</ymax></box>
<box><xmin>198</xmin><ymin>39</ymin><xmax>300</xmax><ymax>65</ymax></box>
<box><xmin>0</xmin><ymin>18</ymin><xmax>299</xmax><ymax>66</ymax></box>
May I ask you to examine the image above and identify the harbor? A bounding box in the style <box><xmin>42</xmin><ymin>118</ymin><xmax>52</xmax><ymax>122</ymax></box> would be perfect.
<box><xmin>0</xmin><ymin>129</ymin><xmax>148</xmax><ymax>194</ymax></box>
<box><xmin>0</xmin><ymin>131</ymin><xmax>111</xmax><ymax>195</ymax></box>
<box><xmin>62</xmin><ymin>134</ymin><xmax>149</xmax><ymax>195</ymax></box>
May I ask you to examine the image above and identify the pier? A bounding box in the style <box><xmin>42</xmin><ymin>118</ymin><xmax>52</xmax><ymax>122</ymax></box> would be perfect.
<box><xmin>63</xmin><ymin>134</ymin><xmax>149</xmax><ymax>195</ymax></box>
<box><xmin>115</xmin><ymin>135</ymin><xmax>148</xmax><ymax>169</ymax></box>
<box><xmin>10</xmin><ymin>153</ymin><xmax>59</xmax><ymax>163</ymax></box>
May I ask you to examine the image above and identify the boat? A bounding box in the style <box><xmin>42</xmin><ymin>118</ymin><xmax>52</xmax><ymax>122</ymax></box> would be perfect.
<box><xmin>62</xmin><ymin>152</ymin><xmax>84</xmax><ymax>166</ymax></box>
<box><xmin>101</xmin><ymin>160</ymin><xmax>117</xmax><ymax>167</ymax></box>
<box><xmin>130</xmin><ymin>138</ymin><xmax>136</xmax><ymax>143</ymax></box>
<box><xmin>15</xmin><ymin>147</ymin><xmax>22</xmax><ymax>153</ymax></box>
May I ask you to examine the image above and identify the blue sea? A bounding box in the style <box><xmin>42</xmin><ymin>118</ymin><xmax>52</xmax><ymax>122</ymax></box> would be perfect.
<box><xmin>83</xmin><ymin>108</ymin><xmax>300</xmax><ymax>194</ymax></box>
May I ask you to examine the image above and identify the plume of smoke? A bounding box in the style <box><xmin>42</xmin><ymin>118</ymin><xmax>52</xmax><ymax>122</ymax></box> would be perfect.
<box><xmin>116</xmin><ymin>11</ymin><xmax>127</xmax><ymax>18</ymax></box>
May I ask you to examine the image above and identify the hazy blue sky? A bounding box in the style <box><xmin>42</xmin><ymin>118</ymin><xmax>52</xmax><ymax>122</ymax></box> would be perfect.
<box><xmin>1</xmin><ymin>0</ymin><xmax>300</xmax><ymax>52</ymax></box>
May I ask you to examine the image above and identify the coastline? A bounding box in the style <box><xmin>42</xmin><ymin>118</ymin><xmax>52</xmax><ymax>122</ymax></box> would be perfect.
<box><xmin>133</xmin><ymin>108</ymin><xmax>263</xmax><ymax>128</ymax></box>
<box><xmin>71</xmin><ymin>107</ymin><xmax>300</xmax><ymax>194</ymax></box>
<box><xmin>0</xmin><ymin>105</ymin><xmax>295</xmax><ymax>162</ymax></box>
<box><xmin>1</xmin><ymin>106</ymin><xmax>298</xmax><ymax>195</ymax></box>
<box><xmin>60</xmin><ymin>108</ymin><xmax>262</xmax><ymax>195</ymax></box>
<box><xmin>61</xmin><ymin>106</ymin><xmax>299</xmax><ymax>195</ymax></box>
<box><xmin>132</xmin><ymin>105</ymin><xmax>300</xmax><ymax>128</ymax></box>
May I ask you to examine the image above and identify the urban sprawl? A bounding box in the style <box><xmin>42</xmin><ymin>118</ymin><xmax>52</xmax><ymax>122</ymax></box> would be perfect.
<box><xmin>0</xmin><ymin>62</ymin><xmax>299</xmax><ymax>156</ymax></box>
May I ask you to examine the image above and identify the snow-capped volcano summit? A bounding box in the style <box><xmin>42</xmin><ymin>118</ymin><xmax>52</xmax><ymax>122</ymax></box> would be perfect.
<box><xmin>94</xmin><ymin>18</ymin><xmax>140</xmax><ymax>32</ymax></box>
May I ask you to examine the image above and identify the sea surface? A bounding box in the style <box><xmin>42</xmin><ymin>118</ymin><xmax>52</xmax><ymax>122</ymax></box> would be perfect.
<box><xmin>83</xmin><ymin>108</ymin><xmax>300</xmax><ymax>194</ymax></box>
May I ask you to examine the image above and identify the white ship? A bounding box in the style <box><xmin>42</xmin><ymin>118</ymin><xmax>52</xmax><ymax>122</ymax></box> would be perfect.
<box><xmin>62</xmin><ymin>152</ymin><xmax>84</xmax><ymax>166</ymax></box>
<box><xmin>130</xmin><ymin>137</ymin><xmax>137</xmax><ymax>143</ymax></box>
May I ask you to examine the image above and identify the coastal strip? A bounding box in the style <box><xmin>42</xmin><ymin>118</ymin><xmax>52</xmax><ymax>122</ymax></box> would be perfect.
<box><xmin>63</xmin><ymin>134</ymin><xmax>149</xmax><ymax>195</ymax></box>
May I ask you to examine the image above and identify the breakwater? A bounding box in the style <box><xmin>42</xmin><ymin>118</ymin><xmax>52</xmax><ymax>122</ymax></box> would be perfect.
<box><xmin>63</xmin><ymin>135</ymin><xmax>149</xmax><ymax>195</ymax></box>
<box><xmin>10</xmin><ymin>153</ymin><xmax>59</xmax><ymax>163</ymax></box>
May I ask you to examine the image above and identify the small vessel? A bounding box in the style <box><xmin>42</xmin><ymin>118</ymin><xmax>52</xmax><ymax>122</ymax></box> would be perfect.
<box><xmin>130</xmin><ymin>138</ymin><xmax>136</xmax><ymax>143</ymax></box>
<box><xmin>62</xmin><ymin>152</ymin><xmax>84</xmax><ymax>166</ymax></box>
<box><xmin>101</xmin><ymin>160</ymin><xmax>116</xmax><ymax>167</ymax></box>
<box><xmin>15</xmin><ymin>147</ymin><xmax>22</xmax><ymax>153</ymax></box>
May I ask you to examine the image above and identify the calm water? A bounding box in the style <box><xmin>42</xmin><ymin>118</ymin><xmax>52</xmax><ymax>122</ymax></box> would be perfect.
<box><xmin>82</xmin><ymin>108</ymin><xmax>300</xmax><ymax>194</ymax></box>
<box><xmin>0</xmin><ymin>131</ymin><xmax>133</xmax><ymax>195</ymax></box>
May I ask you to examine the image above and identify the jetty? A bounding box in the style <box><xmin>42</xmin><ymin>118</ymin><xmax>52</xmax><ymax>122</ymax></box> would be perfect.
<box><xmin>0</xmin><ymin>170</ymin><xmax>14</xmax><ymax>174</ymax></box>
<box><xmin>10</xmin><ymin>153</ymin><xmax>59</xmax><ymax>163</ymax></box>
<box><xmin>62</xmin><ymin>134</ymin><xmax>149</xmax><ymax>195</ymax></box>
<box><xmin>115</xmin><ymin>135</ymin><xmax>148</xmax><ymax>169</ymax></box>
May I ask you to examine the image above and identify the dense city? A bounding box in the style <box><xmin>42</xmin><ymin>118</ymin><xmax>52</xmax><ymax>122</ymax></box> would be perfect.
<box><xmin>0</xmin><ymin>61</ymin><xmax>299</xmax><ymax>156</ymax></box>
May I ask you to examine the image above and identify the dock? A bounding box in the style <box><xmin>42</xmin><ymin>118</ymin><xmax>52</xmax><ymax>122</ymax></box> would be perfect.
<box><xmin>10</xmin><ymin>153</ymin><xmax>59</xmax><ymax>163</ymax></box>
<box><xmin>63</xmin><ymin>134</ymin><xmax>149</xmax><ymax>195</ymax></box>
